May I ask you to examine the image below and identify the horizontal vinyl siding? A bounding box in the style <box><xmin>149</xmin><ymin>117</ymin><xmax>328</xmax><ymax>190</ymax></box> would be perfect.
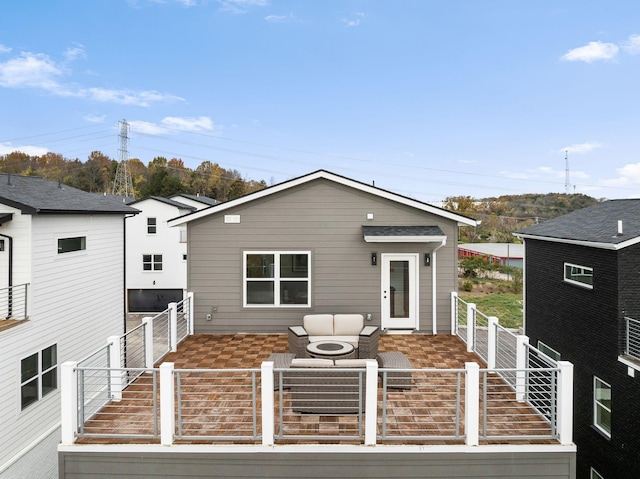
<box><xmin>188</xmin><ymin>179</ymin><xmax>459</xmax><ymax>334</ymax></box>
<box><xmin>59</xmin><ymin>449</ymin><xmax>576</xmax><ymax>478</ymax></box>
<box><xmin>0</xmin><ymin>214</ymin><xmax>125</xmax><ymax>473</ymax></box>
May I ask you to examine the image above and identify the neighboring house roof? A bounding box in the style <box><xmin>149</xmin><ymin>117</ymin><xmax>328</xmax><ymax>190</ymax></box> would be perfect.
<box><xmin>0</xmin><ymin>174</ymin><xmax>139</xmax><ymax>215</ymax></box>
<box><xmin>362</xmin><ymin>225</ymin><xmax>447</xmax><ymax>243</ymax></box>
<box><xmin>170</xmin><ymin>193</ymin><xmax>219</xmax><ymax>207</ymax></box>
<box><xmin>168</xmin><ymin>170</ymin><xmax>478</xmax><ymax>227</ymax></box>
<box><xmin>459</xmin><ymin>243</ymin><xmax>523</xmax><ymax>258</ymax></box>
<box><xmin>514</xmin><ymin>199</ymin><xmax>640</xmax><ymax>250</ymax></box>
<box><xmin>130</xmin><ymin>196</ymin><xmax>197</xmax><ymax>211</ymax></box>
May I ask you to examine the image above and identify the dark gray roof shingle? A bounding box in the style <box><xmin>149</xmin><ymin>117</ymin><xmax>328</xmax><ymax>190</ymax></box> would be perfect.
<box><xmin>362</xmin><ymin>225</ymin><xmax>446</xmax><ymax>237</ymax></box>
<box><xmin>516</xmin><ymin>199</ymin><xmax>640</xmax><ymax>245</ymax></box>
<box><xmin>0</xmin><ymin>174</ymin><xmax>138</xmax><ymax>214</ymax></box>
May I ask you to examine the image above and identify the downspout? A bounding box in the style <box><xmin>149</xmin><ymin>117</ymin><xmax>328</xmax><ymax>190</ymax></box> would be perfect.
<box><xmin>0</xmin><ymin>232</ymin><xmax>13</xmax><ymax>318</ymax></box>
<box><xmin>431</xmin><ymin>239</ymin><xmax>446</xmax><ymax>335</ymax></box>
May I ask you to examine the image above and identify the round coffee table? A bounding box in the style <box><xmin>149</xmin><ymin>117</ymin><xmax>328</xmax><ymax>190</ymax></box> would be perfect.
<box><xmin>306</xmin><ymin>340</ymin><xmax>356</xmax><ymax>359</ymax></box>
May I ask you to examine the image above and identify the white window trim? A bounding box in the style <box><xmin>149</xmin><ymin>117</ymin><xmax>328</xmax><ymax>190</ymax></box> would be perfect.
<box><xmin>19</xmin><ymin>344</ymin><xmax>58</xmax><ymax>412</ymax></box>
<box><xmin>564</xmin><ymin>262</ymin><xmax>593</xmax><ymax>289</ymax></box>
<box><xmin>142</xmin><ymin>253</ymin><xmax>163</xmax><ymax>272</ymax></box>
<box><xmin>593</xmin><ymin>376</ymin><xmax>612</xmax><ymax>438</ymax></box>
<box><xmin>590</xmin><ymin>467</ymin><xmax>604</xmax><ymax>479</ymax></box>
<box><xmin>243</xmin><ymin>251</ymin><xmax>311</xmax><ymax>308</ymax></box>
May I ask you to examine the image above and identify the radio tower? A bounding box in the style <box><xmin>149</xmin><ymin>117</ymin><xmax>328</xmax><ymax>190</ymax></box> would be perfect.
<box><xmin>112</xmin><ymin>119</ymin><xmax>135</xmax><ymax>198</ymax></box>
<box><xmin>564</xmin><ymin>150</ymin><xmax>571</xmax><ymax>195</ymax></box>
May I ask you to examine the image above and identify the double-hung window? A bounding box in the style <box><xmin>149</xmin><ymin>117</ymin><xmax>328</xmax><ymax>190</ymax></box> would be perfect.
<box><xmin>593</xmin><ymin>376</ymin><xmax>611</xmax><ymax>437</ymax></box>
<box><xmin>564</xmin><ymin>262</ymin><xmax>593</xmax><ymax>288</ymax></box>
<box><xmin>244</xmin><ymin>251</ymin><xmax>310</xmax><ymax>307</ymax></box>
<box><xmin>21</xmin><ymin>344</ymin><xmax>57</xmax><ymax>410</ymax></box>
<box><xmin>143</xmin><ymin>254</ymin><xmax>163</xmax><ymax>271</ymax></box>
<box><xmin>147</xmin><ymin>217</ymin><xmax>157</xmax><ymax>234</ymax></box>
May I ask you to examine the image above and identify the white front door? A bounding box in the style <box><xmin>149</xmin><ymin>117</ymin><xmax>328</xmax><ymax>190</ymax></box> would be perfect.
<box><xmin>381</xmin><ymin>254</ymin><xmax>419</xmax><ymax>330</ymax></box>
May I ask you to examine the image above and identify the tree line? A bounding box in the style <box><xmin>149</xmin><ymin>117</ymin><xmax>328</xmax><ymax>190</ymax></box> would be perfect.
<box><xmin>0</xmin><ymin>150</ymin><xmax>268</xmax><ymax>201</ymax></box>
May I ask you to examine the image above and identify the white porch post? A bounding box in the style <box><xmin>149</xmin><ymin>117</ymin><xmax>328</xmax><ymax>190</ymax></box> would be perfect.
<box><xmin>466</xmin><ymin>303</ymin><xmax>476</xmax><ymax>353</ymax></box>
<box><xmin>60</xmin><ymin>361</ymin><xmax>78</xmax><ymax>445</ymax></box>
<box><xmin>160</xmin><ymin>362</ymin><xmax>175</xmax><ymax>446</ymax></box>
<box><xmin>143</xmin><ymin>317</ymin><xmax>154</xmax><ymax>368</ymax></box>
<box><xmin>187</xmin><ymin>291</ymin><xmax>195</xmax><ymax>335</ymax></box>
<box><xmin>169</xmin><ymin>302</ymin><xmax>178</xmax><ymax>352</ymax></box>
<box><xmin>365</xmin><ymin>359</ymin><xmax>378</xmax><ymax>446</ymax></box>
<box><xmin>107</xmin><ymin>335</ymin><xmax>122</xmax><ymax>401</ymax></box>
<box><xmin>516</xmin><ymin>335</ymin><xmax>530</xmax><ymax>402</ymax></box>
<box><xmin>465</xmin><ymin>362</ymin><xmax>479</xmax><ymax>446</ymax></box>
<box><xmin>261</xmin><ymin>361</ymin><xmax>275</xmax><ymax>446</ymax></box>
<box><xmin>557</xmin><ymin>360</ymin><xmax>574</xmax><ymax>445</ymax></box>
<box><xmin>487</xmin><ymin>316</ymin><xmax>499</xmax><ymax>369</ymax></box>
<box><xmin>450</xmin><ymin>291</ymin><xmax>458</xmax><ymax>335</ymax></box>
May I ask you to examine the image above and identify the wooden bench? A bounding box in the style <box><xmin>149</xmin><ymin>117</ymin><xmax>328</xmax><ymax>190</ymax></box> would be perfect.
<box><xmin>377</xmin><ymin>351</ymin><xmax>412</xmax><ymax>389</ymax></box>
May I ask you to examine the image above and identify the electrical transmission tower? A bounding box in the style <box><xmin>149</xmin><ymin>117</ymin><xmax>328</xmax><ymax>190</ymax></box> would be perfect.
<box><xmin>112</xmin><ymin>119</ymin><xmax>135</xmax><ymax>198</ymax></box>
<box><xmin>564</xmin><ymin>150</ymin><xmax>571</xmax><ymax>195</ymax></box>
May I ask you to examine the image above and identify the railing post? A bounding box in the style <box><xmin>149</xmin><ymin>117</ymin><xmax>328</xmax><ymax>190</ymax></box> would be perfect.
<box><xmin>465</xmin><ymin>362</ymin><xmax>479</xmax><ymax>446</ymax></box>
<box><xmin>160</xmin><ymin>362</ymin><xmax>175</xmax><ymax>446</ymax></box>
<box><xmin>466</xmin><ymin>303</ymin><xmax>476</xmax><ymax>353</ymax></box>
<box><xmin>169</xmin><ymin>302</ymin><xmax>178</xmax><ymax>352</ymax></box>
<box><xmin>365</xmin><ymin>359</ymin><xmax>378</xmax><ymax>446</ymax></box>
<box><xmin>487</xmin><ymin>316</ymin><xmax>499</xmax><ymax>369</ymax></box>
<box><xmin>516</xmin><ymin>335</ymin><xmax>529</xmax><ymax>402</ymax></box>
<box><xmin>107</xmin><ymin>336</ymin><xmax>122</xmax><ymax>401</ymax></box>
<box><xmin>187</xmin><ymin>291</ymin><xmax>195</xmax><ymax>335</ymax></box>
<box><xmin>451</xmin><ymin>291</ymin><xmax>458</xmax><ymax>334</ymax></box>
<box><xmin>261</xmin><ymin>361</ymin><xmax>274</xmax><ymax>446</ymax></box>
<box><xmin>60</xmin><ymin>361</ymin><xmax>78</xmax><ymax>445</ymax></box>
<box><xmin>143</xmin><ymin>317</ymin><xmax>154</xmax><ymax>368</ymax></box>
<box><xmin>557</xmin><ymin>360</ymin><xmax>574</xmax><ymax>445</ymax></box>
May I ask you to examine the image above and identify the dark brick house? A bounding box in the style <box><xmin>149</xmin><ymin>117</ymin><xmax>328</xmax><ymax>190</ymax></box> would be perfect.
<box><xmin>516</xmin><ymin>199</ymin><xmax>640</xmax><ymax>479</ymax></box>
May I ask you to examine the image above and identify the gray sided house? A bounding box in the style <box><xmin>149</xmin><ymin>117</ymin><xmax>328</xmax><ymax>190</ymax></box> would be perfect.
<box><xmin>169</xmin><ymin>170</ymin><xmax>477</xmax><ymax>334</ymax></box>
<box><xmin>515</xmin><ymin>199</ymin><xmax>640</xmax><ymax>479</ymax></box>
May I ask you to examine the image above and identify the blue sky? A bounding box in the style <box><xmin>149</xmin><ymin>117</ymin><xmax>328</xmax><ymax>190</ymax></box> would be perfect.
<box><xmin>1</xmin><ymin>1</ymin><xmax>640</xmax><ymax>202</ymax></box>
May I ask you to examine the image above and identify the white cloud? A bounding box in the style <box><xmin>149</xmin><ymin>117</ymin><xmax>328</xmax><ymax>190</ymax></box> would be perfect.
<box><xmin>84</xmin><ymin>113</ymin><xmax>106</xmax><ymax>123</ymax></box>
<box><xmin>0</xmin><ymin>48</ymin><xmax>184</xmax><ymax>106</ymax></box>
<box><xmin>219</xmin><ymin>0</ymin><xmax>268</xmax><ymax>14</ymax></box>
<box><xmin>622</xmin><ymin>34</ymin><xmax>640</xmax><ymax>55</ymax></box>
<box><xmin>602</xmin><ymin>163</ymin><xmax>640</xmax><ymax>187</ymax></box>
<box><xmin>130</xmin><ymin>116</ymin><xmax>216</xmax><ymax>135</ymax></box>
<box><xmin>0</xmin><ymin>142</ymin><xmax>49</xmax><ymax>156</ymax></box>
<box><xmin>0</xmin><ymin>44</ymin><xmax>11</xmax><ymax>54</ymax></box>
<box><xmin>561</xmin><ymin>41</ymin><xmax>618</xmax><ymax>63</ymax></box>
<box><xmin>342</xmin><ymin>12</ymin><xmax>365</xmax><ymax>27</ymax></box>
<box><xmin>265</xmin><ymin>14</ymin><xmax>291</xmax><ymax>23</ymax></box>
<box><xmin>560</xmin><ymin>142</ymin><xmax>603</xmax><ymax>154</ymax></box>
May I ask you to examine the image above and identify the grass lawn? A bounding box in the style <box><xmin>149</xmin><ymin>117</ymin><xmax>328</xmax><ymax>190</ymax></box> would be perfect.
<box><xmin>458</xmin><ymin>290</ymin><xmax>523</xmax><ymax>330</ymax></box>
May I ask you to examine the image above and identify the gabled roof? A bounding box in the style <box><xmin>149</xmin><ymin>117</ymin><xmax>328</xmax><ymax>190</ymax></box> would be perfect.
<box><xmin>169</xmin><ymin>193</ymin><xmax>219</xmax><ymax>207</ymax></box>
<box><xmin>130</xmin><ymin>196</ymin><xmax>197</xmax><ymax>211</ymax></box>
<box><xmin>514</xmin><ymin>199</ymin><xmax>640</xmax><ymax>250</ymax></box>
<box><xmin>0</xmin><ymin>174</ymin><xmax>138</xmax><ymax>215</ymax></box>
<box><xmin>168</xmin><ymin>170</ymin><xmax>478</xmax><ymax>227</ymax></box>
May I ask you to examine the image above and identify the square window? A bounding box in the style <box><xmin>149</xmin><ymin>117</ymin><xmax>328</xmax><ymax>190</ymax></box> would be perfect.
<box><xmin>143</xmin><ymin>254</ymin><xmax>163</xmax><ymax>271</ymax></box>
<box><xmin>244</xmin><ymin>252</ymin><xmax>310</xmax><ymax>307</ymax></box>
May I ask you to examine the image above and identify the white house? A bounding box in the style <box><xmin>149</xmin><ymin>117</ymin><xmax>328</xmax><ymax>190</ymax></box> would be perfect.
<box><xmin>0</xmin><ymin>174</ymin><xmax>137</xmax><ymax>478</ymax></box>
<box><xmin>125</xmin><ymin>195</ymin><xmax>217</xmax><ymax>316</ymax></box>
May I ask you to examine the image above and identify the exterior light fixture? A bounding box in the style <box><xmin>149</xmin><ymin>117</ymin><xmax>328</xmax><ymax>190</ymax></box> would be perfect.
<box><xmin>424</xmin><ymin>253</ymin><xmax>431</xmax><ymax>266</ymax></box>
<box><xmin>371</xmin><ymin>252</ymin><xmax>378</xmax><ymax>266</ymax></box>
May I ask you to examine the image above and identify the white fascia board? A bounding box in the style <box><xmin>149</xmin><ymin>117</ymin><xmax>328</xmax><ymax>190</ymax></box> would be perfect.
<box><xmin>516</xmin><ymin>233</ymin><xmax>640</xmax><ymax>251</ymax></box>
<box><xmin>364</xmin><ymin>235</ymin><xmax>447</xmax><ymax>244</ymax></box>
<box><xmin>168</xmin><ymin>171</ymin><xmax>478</xmax><ymax>227</ymax></box>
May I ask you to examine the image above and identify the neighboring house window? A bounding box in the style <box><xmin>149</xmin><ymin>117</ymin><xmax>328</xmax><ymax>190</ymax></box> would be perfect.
<box><xmin>58</xmin><ymin>236</ymin><xmax>86</xmax><ymax>254</ymax></box>
<box><xmin>143</xmin><ymin>254</ymin><xmax>163</xmax><ymax>271</ymax></box>
<box><xmin>21</xmin><ymin>344</ymin><xmax>57</xmax><ymax>410</ymax></box>
<box><xmin>147</xmin><ymin>217</ymin><xmax>157</xmax><ymax>234</ymax></box>
<box><xmin>564</xmin><ymin>262</ymin><xmax>593</xmax><ymax>289</ymax></box>
<box><xmin>244</xmin><ymin>251</ymin><xmax>310</xmax><ymax>307</ymax></box>
<box><xmin>590</xmin><ymin>468</ymin><xmax>604</xmax><ymax>479</ymax></box>
<box><xmin>593</xmin><ymin>376</ymin><xmax>612</xmax><ymax>437</ymax></box>
<box><xmin>537</xmin><ymin>341</ymin><xmax>561</xmax><ymax>362</ymax></box>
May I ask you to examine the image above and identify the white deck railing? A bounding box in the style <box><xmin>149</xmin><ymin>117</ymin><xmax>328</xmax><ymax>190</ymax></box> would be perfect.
<box><xmin>624</xmin><ymin>316</ymin><xmax>640</xmax><ymax>360</ymax></box>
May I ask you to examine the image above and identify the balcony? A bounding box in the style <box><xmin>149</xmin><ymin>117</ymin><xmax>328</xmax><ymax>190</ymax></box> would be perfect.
<box><xmin>60</xmin><ymin>292</ymin><xmax>573</xmax><ymax>448</ymax></box>
<box><xmin>0</xmin><ymin>283</ymin><xmax>29</xmax><ymax>332</ymax></box>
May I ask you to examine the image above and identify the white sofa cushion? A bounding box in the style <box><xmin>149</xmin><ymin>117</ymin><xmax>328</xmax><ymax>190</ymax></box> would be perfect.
<box><xmin>308</xmin><ymin>335</ymin><xmax>360</xmax><ymax>347</ymax></box>
<box><xmin>334</xmin><ymin>359</ymin><xmax>369</xmax><ymax>367</ymax></box>
<box><xmin>291</xmin><ymin>358</ymin><xmax>334</xmax><ymax>367</ymax></box>
<box><xmin>333</xmin><ymin>314</ymin><xmax>364</xmax><ymax>336</ymax></box>
<box><xmin>303</xmin><ymin>314</ymin><xmax>334</xmax><ymax>336</ymax></box>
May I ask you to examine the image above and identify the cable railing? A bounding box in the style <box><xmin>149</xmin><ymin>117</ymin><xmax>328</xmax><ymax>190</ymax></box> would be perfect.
<box><xmin>0</xmin><ymin>283</ymin><xmax>29</xmax><ymax>320</ymax></box>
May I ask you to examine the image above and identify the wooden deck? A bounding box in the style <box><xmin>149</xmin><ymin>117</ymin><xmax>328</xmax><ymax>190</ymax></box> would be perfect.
<box><xmin>76</xmin><ymin>333</ymin><xmax>556</xmax><ymax>445</ymax></box>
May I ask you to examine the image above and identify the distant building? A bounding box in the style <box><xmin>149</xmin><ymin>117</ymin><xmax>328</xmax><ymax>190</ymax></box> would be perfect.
<box><xmin>458</xmin><ymin>243</ymin><xmax>523</xmax><ymax>268</ymax></box>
